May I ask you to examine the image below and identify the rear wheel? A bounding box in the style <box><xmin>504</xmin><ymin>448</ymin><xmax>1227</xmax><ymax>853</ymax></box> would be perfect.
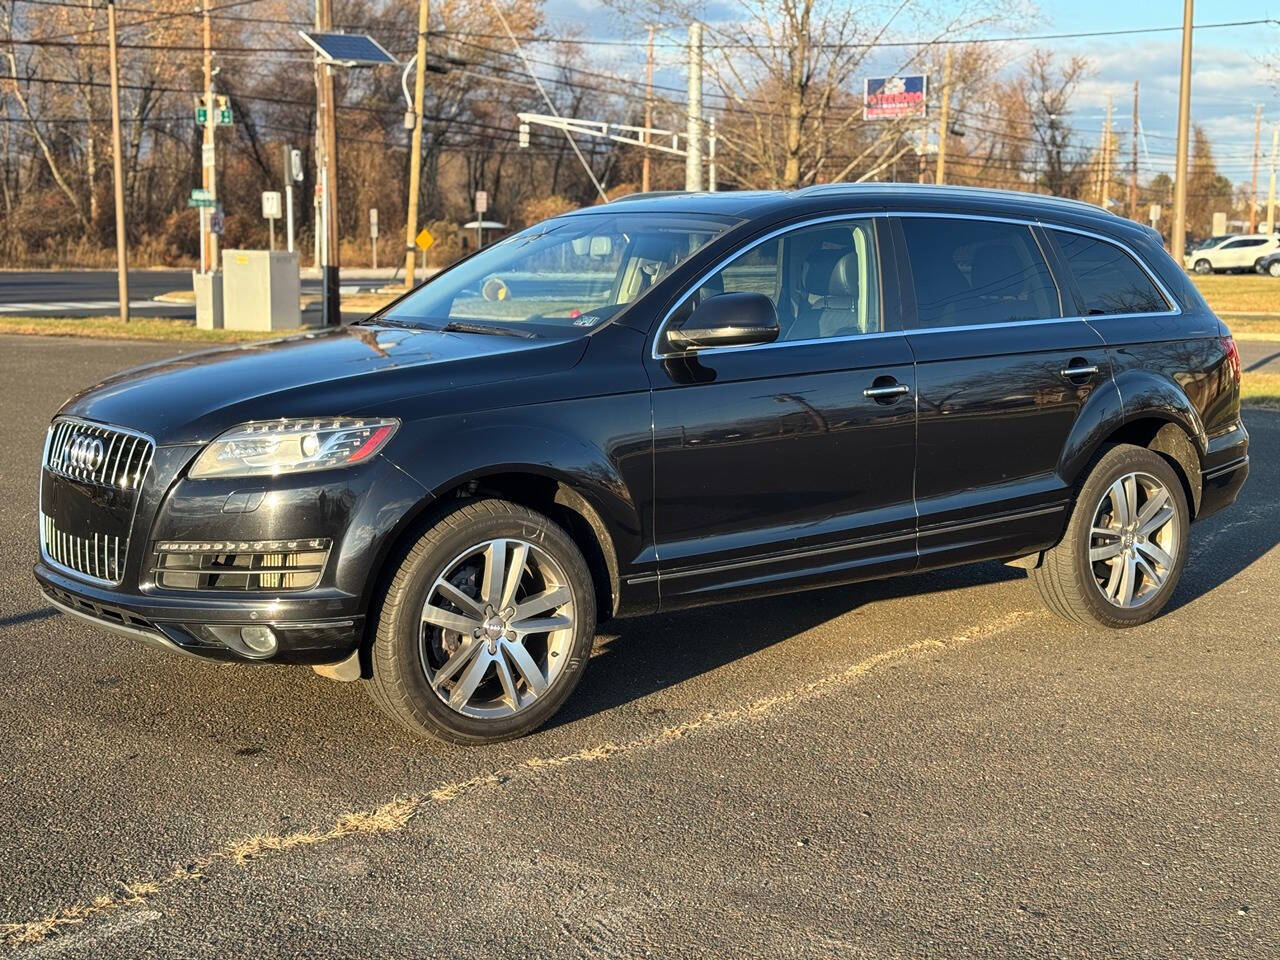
<box><xmin>1269</xmin><ymin>261</ymin><xmax>1280</xmax><ymax>278</ymax></box>
<box><xmin>366</xmin><ymin>499</ymin><xmax>596</xmax><ymax>744</ymax></box>
<box><xmin>1031</xmin><ymin>445</ymin><xmax>1189</xmax><ymax>627</ymax></box>
<box><xmin>1193</xmin><ymin>259</ymin><xmax>1212</xmax><ymax>274</ymax></box>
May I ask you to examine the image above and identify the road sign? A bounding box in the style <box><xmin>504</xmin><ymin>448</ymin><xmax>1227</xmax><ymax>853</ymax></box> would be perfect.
<box><xmin>202</xmin><ymin>143</ymin><xmax>215</xmax><ymax>169</ymax></box>
<box><xmin>188</xmin><ymin>188</ymin><xmax>215</xmax><ymax>208</ymax></box>
<box><xmin>262</xmin><ymin>191</ymin><xmax>282</xmax><ymax>219</ymax></box>
<box><xmin>864</xmin><ymin>75</ymin><xmax>927</xmax><ymax>120</ymax></box>
<box><xmin>415</xmin><ymin>227</ymin><xmax>435</xmax><ymax>252</ymax></box>
<box><xmin>1149</xmin><ymin>203</ymin><xmax>1162</xmax><ymax>225</ymax></box>
<box><xmin>369</xmin><ymin>207</ymin><xmax>379</xmax><ymax>239</ymax></box>
<box><xmin>289</xmin><ymin>148</ymin><xmax>304</xmax><ymax>182</ymax></box>
<box><xmin>475</xmin><ymin>190</ymin><xmax>488</xmax><ymax>215</ymax></box>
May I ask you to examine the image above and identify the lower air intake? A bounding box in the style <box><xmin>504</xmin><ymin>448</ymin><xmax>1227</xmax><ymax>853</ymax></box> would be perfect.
<box><xmin>153</xmin><ymin>538</ymin><xmax>331</xmax><ymax>591</ymax></box>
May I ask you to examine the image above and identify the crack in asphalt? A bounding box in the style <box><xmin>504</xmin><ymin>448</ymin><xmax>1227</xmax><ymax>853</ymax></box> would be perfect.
<box><xmin>2</xmin><ymin>609</ymin><xmax>1035</xmax><ymax>954</ymax></box>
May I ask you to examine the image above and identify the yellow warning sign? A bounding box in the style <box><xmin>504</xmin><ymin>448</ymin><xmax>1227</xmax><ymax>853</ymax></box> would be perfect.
<box><xmin>414</xmin><ymin>227</ymin><xmax>435</xmax><ymax>252</ymax></box>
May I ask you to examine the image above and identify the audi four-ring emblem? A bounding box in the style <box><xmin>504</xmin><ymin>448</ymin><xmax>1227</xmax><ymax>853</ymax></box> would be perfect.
<box><xmin>68</xmin><ymin>434</ymin><xmax>105</xmax><ymax>472</ymax></box>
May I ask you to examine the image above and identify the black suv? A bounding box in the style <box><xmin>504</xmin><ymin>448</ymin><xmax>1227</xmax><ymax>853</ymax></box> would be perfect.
<box><xmin>35</xmin><ymin>185</ymin><xmax>1249</xmax><ymax>743</ymax></box>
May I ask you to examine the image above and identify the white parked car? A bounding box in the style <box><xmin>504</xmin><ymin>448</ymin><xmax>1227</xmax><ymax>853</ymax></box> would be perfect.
<box><xmin>1184</xmin><ymin>234</ymin><xmax>1280</xmax><ymax>274</ymax></box>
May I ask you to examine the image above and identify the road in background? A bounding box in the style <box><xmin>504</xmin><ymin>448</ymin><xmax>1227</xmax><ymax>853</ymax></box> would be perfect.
<box><xmin>0</xmin><ymin>335</ymin><xmax>1276</xmax><ymax>958</ymax></box>
<box><xmin>0</xmin><ymin>270</ymin><xmax>394</xmax><ymax>319</ymax></box>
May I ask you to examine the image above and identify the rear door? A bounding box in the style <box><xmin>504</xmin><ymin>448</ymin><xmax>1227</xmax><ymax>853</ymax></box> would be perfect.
<box><xmin>892</xmin><ymin>214</ymin><xmax>1111</xmax><ymax>569</ymax></box>
<box><xmin>647</xmin><ymin>215</ymin><xmax>918</xmax><ymax>607</ymax></box>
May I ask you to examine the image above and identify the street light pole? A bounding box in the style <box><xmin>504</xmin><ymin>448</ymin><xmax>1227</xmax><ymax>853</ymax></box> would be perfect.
<box><xmin>402</xmin><ymin>0</ymin><xmax>429</xmax><ymax>289</ymax></box>
<box><xmin>1171</xmin><ymin>0</ymin><xmax>1193</xmax><ymax>262</ymax></box>
<box><xmin>105</xmin><ymin>0</ymin><xmax>129</xmax><ymax>322</ymax></box>
<box><xmin>315</xmin><ymin>0</ymin><xmax>340</xmax><ymax>325</ymax></box>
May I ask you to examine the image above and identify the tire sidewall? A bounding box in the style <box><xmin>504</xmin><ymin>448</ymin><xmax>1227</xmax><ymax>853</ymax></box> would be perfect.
<box><xmin>1071</xmin><ymin>447</ymin><xmax>1190</xmax><ymax>627</ymax></box>
<box><xmin>1194</xmin><ymin>259</ymin><xmax>1212</xmax><ymax>274</ymax></box>
<box><xmin>378</xmin><ymin>504</ymin><xmax>596</xmax><ymax>743</ymax></box>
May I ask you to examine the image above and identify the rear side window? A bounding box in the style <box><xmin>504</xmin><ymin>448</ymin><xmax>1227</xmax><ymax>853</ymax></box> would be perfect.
<box><xmin>1222</xmin><ymin>238</ymin><xmax>1268</xmax><ymax>249</ymax></box>
<box><xmin>900</xmin><ymin>217</ymin><xmax>1060</xmax><ymax>328</ymax></box>
<box><xmin>1051</xmin><ymin>231</ymin><xmax>1169</xmax><ymax>316</ymax></box>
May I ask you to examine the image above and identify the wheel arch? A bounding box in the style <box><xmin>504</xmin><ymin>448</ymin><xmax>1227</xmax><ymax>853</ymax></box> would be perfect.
<box><xmin>1060</xmin><ymin>370</ymin><xmax>1206</xmax><ymax>520</ymax></box>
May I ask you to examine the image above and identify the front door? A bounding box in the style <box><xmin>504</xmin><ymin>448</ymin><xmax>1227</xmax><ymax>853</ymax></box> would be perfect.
<box><xmin>646</xmin><ymin>216</ymin><xmax>918</xmax><ymax>608</ymax></box>
<box><xmin>892</xmin><ymin>214</ymin><xmax>1112</xmax><ymax>569</ymax></box>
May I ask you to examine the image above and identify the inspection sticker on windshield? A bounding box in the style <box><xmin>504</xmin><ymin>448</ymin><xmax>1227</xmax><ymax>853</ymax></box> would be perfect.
<box><xmin>572</xmin><ymin>314</ymin><xmax>601</xmax><ymax>327</ymax></box>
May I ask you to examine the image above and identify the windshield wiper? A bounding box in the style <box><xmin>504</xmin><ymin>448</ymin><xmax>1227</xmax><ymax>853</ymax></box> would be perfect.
<box><xmin>441</xmin><ymin>321</ymin><xmax>538</xmax><ymax>340</ymax></box>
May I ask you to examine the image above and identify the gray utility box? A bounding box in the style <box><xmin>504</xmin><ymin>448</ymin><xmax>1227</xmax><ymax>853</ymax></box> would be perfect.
<box><xmin>193</xmin><ymin>270</ymin><xmax>223</xmax><ymax>330</ymax></box>
<box><xmin>221</xmin><ymin>249</ymin><xmax>301</xmax><ymax>331</ymax></box>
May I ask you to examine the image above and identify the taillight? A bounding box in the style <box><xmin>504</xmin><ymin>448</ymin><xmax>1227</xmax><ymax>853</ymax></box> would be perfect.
<box><xmin>1222</xmin><ymin>335</ymin><xmax>1241</xmax><ymax>382</ymax></box>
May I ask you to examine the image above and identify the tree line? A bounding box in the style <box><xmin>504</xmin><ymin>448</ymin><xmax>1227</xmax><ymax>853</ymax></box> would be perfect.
<box><xmin>0</xmin><ymin>0</ymin><xmax>1249</xmax><ymax>270</ymax></box>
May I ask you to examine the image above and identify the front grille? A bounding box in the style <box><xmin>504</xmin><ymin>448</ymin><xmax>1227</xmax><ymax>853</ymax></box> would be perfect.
<box><xmin>40</xmin><ymin>511</ymin><xmax>125</xmax><ymax>584</ymax></box>
<box><xmin>152</xmin><ymin>538</ymin><xmax>332</xmax><ymax>591</ymax></box>
<box><xmin>45</xmin><ymin>418</ymin><xmax>154</xmax><ymax>490</ymax></box>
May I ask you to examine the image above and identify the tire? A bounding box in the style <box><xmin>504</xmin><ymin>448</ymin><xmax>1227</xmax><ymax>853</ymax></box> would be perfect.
<box><xmin>1031</xmin><ymin>444</ymin><xmax>1189</xmax><ymax>628</ymax></box>
<box><xmin>1269</xmin><ymin>261</ymin><xmax>1280</xmax><ymax>278</ymax></box>
<box><xmin>1254</xmin><ymin>258</ymin><xmax>1266</xmax><ymax>274</ymax></box>
<box><xmin>365</xmin><ymin>498</ymin><xmax>596</xmax><ymax>744</ymax></box>
<box><xmin>1193</xmin><ymin>259</ymin><xmax>1212</xmax><ymax>275</ymax></box>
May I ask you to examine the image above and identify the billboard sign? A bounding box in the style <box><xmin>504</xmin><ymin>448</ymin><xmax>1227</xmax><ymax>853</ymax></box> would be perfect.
<box><xmin>864</xmin><ymin>75</ymin><xmax>927</xmax><ymax>121</ymax></box>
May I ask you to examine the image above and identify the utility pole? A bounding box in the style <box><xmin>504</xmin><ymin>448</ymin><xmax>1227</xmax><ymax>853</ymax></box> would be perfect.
<box><xmin>201</xmin><ymin>0</ymin><xmax>218</xmax><ymax>274</ymax></box>
<box><xmin>1101</xmin><ymin>94</ymin><xmax>1113</xmax><ymax>209</ymax></box>
<box><xmin>917</xmin><ymin>126</ymin><xmax>927</xmax><ymax>184</ymax></box>
<box><xmin>105</xmin><ymin>0</ymin><xmax>129</xmax><ymax>322</ymax></box>
<box><xmin>642</xmin><ymin>24</ymin><xmax>654</xmax><ymax>193</ymax></box>
<box><xmin>1266</xmin><ymin>127</ymin><xmax>1278</xmax><ymax>235</ymax></box>
<box><xmin>1249</xmin><ymin>105</ymin><xmax>1262</xmax><ymax>233</ymax></box>
<box><xmin>934</xmin><ymin>48</ymin><xmax>952</xmax><ymax>186</ymax></box>
<box><xmin>685</xmin><ymin>22</ymin><xmax>703</xmax><ymax>192</ymax></box>
<box><xmin>315</xmin><ymin>0</ymin><xmax>340</xmax><ymax>325</ymax></box>
<box><xmin>1129</xmin><ymin>81</ymin><xmax>1139</xmax><ymax>221</ymax></box>
<box><xmin>1171</xmin><ymin>0</ymin><xmax>1193</xmax><ymax>263</ymax></box>
<box><xmin>402</xmin><ymin>0</ymin><xmax>429</xmax><ymax>289</ymax></box>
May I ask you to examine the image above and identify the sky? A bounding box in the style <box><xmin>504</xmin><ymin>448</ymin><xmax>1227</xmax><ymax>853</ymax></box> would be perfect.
<box><xmin>538</xmin><ymin>0</ymin><xmax>1280</xmax><ymax>191</ymax></box>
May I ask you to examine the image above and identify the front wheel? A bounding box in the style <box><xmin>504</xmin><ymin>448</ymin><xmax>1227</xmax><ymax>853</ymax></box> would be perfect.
<box><xmin>1031</xmin><ymin>444</ymin><xmax>1189</xmax><ymax>628</ymax></box>
<box><xmin>1193</xmin><ymin>259</ymin><xmax>1213</xmax><ymax>275</ymax></box>
<box><xmin>365</xmin><ymin>499</ymin><xmax>596</xmax><ymax>744</ymax></box>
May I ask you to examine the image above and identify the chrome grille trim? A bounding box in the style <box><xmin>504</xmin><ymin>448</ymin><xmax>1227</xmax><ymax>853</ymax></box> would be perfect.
<box><xmin>44</xmin><ymin>417</ymin><xmax>154</xmax><ymax>490</ymax></box>
<box><xmin>40</xmin><ymin>511</ymin><xmax>123</xmax><ymax>586</ymax></box>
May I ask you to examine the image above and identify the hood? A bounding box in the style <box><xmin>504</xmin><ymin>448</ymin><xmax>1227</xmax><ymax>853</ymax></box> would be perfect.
<box><xmin>59</xmin><ymin>322</ymin><xmax>588</xmax><ymax>444</ymax></box>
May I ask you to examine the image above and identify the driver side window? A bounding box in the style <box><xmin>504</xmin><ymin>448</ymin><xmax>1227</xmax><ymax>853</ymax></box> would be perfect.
<box><xmin>692</xmin><ymin>219</ymin><xmax>883</xmax><ymax>341</ymax></box>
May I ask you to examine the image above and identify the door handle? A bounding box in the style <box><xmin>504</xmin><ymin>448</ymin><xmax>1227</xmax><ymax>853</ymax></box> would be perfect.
<box><xmin>1060</xmin><ymin>364</ymin><xmax>1099</xmax><ymax>380</ymax></box>
<box><xmin>863</xmin><ymin>383</ymin><xmax>911</xmax><ymax>399</ymax></box>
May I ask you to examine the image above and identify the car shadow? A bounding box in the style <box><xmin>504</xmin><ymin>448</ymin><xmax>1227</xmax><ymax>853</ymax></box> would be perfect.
<box><xmin>551</xmin><ymin>560</ymin><xmax>1024</xmax><ymax>728</ymax></box>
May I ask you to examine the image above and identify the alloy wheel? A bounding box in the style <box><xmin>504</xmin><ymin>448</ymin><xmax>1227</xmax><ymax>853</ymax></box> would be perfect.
<box><xmin>1088</xmin><ymin>471</ymin><xmax>1179</xmax><ymax>609</ymax></box>
<box><xmin>419</xmin><ymin>538</ymin><xmax>576</xmax><ymax>719</ymax></box>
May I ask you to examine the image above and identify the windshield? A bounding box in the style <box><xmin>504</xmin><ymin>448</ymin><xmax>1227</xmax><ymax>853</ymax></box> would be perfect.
<box><xmin>380</xmin><ymin>212</ymin><xmax>738</xmax><ymax>337</ymax></box>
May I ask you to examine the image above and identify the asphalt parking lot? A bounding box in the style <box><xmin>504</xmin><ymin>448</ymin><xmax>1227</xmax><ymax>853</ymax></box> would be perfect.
<box><xmin>1</xmin><ymin>334</ymin><xmax>1276</xmax><ymax>959</ymax></box>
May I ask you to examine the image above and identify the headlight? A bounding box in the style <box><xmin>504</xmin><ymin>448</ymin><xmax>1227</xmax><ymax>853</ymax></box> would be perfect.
<box><xmin>189</xmin><ymin>417</ymin><xmax>399</xmax><ymax>479</ymax></box>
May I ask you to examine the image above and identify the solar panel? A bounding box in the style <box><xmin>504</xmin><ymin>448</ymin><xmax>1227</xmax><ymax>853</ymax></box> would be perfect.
<box><xmin>299</xmin><ymin>31</ymin><xmax>398</xmax><ymax>67</ymax></box>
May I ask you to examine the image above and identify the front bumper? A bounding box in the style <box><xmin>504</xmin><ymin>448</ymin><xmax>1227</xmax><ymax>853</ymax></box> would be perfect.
<box><xmin>36</xmin><ymin>438</ymin><xmax>429</xmax><ymax>666</ymax></box>
<box><xmin>37</xmin><ymin>562</ymin><xmax>364</xmax><ymax>664</ymax></box>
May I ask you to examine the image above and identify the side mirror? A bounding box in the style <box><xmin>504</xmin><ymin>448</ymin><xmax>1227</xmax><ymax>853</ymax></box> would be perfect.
<box><xmin>666</xmin><ymin>292</ymin><xmax>779</xmax><ymax>351</ymax></box>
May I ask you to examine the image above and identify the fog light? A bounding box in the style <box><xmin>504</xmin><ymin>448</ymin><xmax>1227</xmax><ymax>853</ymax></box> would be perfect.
<box><xmin>239</xmin><ymin>625</ymin><xmax>277</xmax><ymax>656</ymax></box>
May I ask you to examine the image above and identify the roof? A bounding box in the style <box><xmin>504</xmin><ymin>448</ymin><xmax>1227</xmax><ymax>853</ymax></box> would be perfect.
<box><xmin>590</xmin><ymin>182</ymin><xmax>1120</xmax><ymax>226</ymax></box>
